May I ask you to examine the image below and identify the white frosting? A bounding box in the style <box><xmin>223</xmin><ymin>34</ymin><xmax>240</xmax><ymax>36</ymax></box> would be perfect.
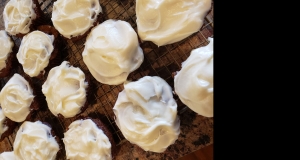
<box><xmin>42</xmin><ymin>61</ymin><xmax>88</xmax><ymax>118</ymax></box>
<box><xmin>13</xmin><ymin>121</ymin><xmax>59</xmax><ymax>160</ymax></box>
<box><xmin>0</xmin><ymin>30</ymin><xmax>14</xmax><ymax>71</ymax></box>
<box><xmin>52</xmin><ymin>0</ymin><xmax>102</xmax><ymax>39</ymax></box>
<box><xmin>0</xmin><ymin>74</ymin><xmax>34</xmax><ymax>122</ymax></box>
<box><xmin>83</xmin><ymin>19</ymin><xmax>144</xmax><ymax>85</ymax></box>
<box><xmin>0</xmin><ymin>152</ymin><xmax>15</xmax><ymax>160</ymax></box>
<box><xmin>0</xmin><ymin>108</ymin><xmax>8</xmax><ymax>137</ymax></box>
<box><xmin>174</xmin><ymin>37</ymin><xmax>213</xmax><ymax>117</ymax></box>
<box><xmin>3</xmin><ymin>0</ymin><xmax>37</xmax><ymax>35</ymax></box>
<box><xmin>16</xmin><ymin>31</ymin><xmax>54</xmax><ymax>77</ymax></box>
<box><xmin>113</xmin><ymin>76</ymin><xmax>180</xmax><ymax>153</ymax></box>
<box><xmin>63</xmin><ymin>119</ymin><xmax>112</xmax><ymax>160</ymax></box>
<box><xmin>136</xmin><ymin>0</ymin><xmax>211</xmax><ymax>46</ymax></box>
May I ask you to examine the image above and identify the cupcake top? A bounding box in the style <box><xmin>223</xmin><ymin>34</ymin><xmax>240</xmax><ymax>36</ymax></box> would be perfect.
<box><xmin>63</xmin><ymin>119</ymin><xmax>112</xmax><ymax>160</ymax></box>
<box><xmin>0</xmin><ymin>151</ymin><xmax>15</xmax><ymax>160</ymax></box>
<box><xmin>174</xmin><ymin>37</ymin><xmax>213</xmax><ymax>117</ymax></box>
<box><xmin>42</xmin><ymin>61</ymin><xmax>88</xmax><ymax>118</ymax></box>
<box><xmin>0</xmin><ymin>30</ymin><xmax>14</xmax><ymax>71</ymax></box>
<box><xmin>13</xmin><ymin>121</ymin><xmax>59</xmax><ymax>160</ymax></box>
<box><xmin>113</xmin><ymin>76</ymin><xmax>180</xmax><ymax>153</ymax></box>
<box><xmin>3</xmin><ymin>0</ymin><xmax>37</xmax><ymax>36</ymax></box>
<box><xmin>0</xmin><ymin>73</ymin><xmax>34</xmax><ymax>122</ymax></box>
<box><xmin>82</xmin><ymin>19</ymin><xmax>144</xmax><ymax>85</ymax></box>
<box><xmin>136</xmin><ymin>0</ymin><xmax>211</xmax><ymax>46</ymax></box>
<box><xmin>17</xmin><ymin>31</ymin><xmax>54</xmax><ymax>77</ymax></box>
<box><xmin>0</xmin><ymin>108</ymin><xmax>8</xmax><ymax>138</ymax></box>
<box><xmin>51</xmin><ymin>0</ymin><xmax>102</xmax><ymax>39</ymax></box>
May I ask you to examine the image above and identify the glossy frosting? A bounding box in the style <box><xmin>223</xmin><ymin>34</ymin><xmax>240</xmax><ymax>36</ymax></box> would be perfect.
<box><xmin>174</xmin><ymin>37</ymin><xmax>213</xmax><ymax>117</ymax></box>
<box><xmin>83</xmin><ymin>19</ymin><xmax>144</xmax><ymax>85</ymax></box>
<box><xmin>0</xmin><ymin>152</ymin><xmax>15</xmax><ymax>160</ymax></box>
<box><xmin>42</xmin><ymin>61</ymin><xmax>88</xmax><ymax>118</ymax></box>
<box><xmin>113</xmin><ymin>76</ymin><xmax>180</xmax><ymax>153</ymax></box>
<box><xmin>3</xmin><ymin>0</ymin><xmax>37</xmax><ymax>35</ymax></box>
<box><xmin>63</xmin><ymin>119</ymin><xmax>112</xmax><ymax>160</ymax></box>
<box><xmin>0</xmin><ymin>30</ymin><xmax>14</xmax><ymax>71</ymax></box>
<box><xmin>17</xmin><ymin>31</ymin><xmax>54</xmax><ymax>77</ymax></box>
<box><xmin>136</xmin><ymin>0</ymin><xmax>211</xmax><ymax>46</ymax></box>
<box><xmin>14</xmin><ymin>121</ymin><xmax>59</xmax><ymax>160</ymax></box>
<box><xmin>52</xmin><ymin>0</ymin><xmax>102</xmax><ymax>38</ymax></box>
<box><xmin>0</xmin><ymin>108</ymin><xmax>8</xmax><ymax>137</ymax></box>
<box><xmin>0</xmin><ymin>74</ymin><xmax>34</xmax><ymax>122</ymax></box>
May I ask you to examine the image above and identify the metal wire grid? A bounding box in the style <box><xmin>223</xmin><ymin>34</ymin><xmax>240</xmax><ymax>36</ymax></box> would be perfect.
<box><xmin>0</xmin><ymin>0</ymin><xmax>214</xmax><ymax>158</ymax></box>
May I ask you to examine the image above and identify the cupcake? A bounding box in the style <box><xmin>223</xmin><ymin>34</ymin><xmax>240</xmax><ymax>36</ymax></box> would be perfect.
<box><xmin>3</xmin><ymin>0</ymin><xmax>44</xmax><ymax>37</ymax></box>
<box><xmin>0</xmin><ymin>73</ymin><xmax>38</xmax><ymax>122</ymax></box>
<box><xmin>42</xmin><ymin>61</ymin><xmax>89</xmax><ymax>119</ymax></box>
<box><xmin>0</xmin><ymin>151</ymin><xmax>15</xmax><ymax>160</ymax></box>
<box><xmin>174</xmin><ymin>37</ymin><xmax>213</xmax><ymax>117</ymax></box>
<box><xmin>63</xmin><ymin>118</ymin><xmax>116</xmax><ymax>160</ymax></box>
<box><xmin>0</xmin><ymin>107</ymin><xmax>17</xmax><ymax>141</ymax></box>
<box><xmin>0</xmin><ymin>30</ymin><xmax>15</xmax><ymax>78</ymax></box>
<box><xmin>82</xmin><ymin>19</ymin><xmax>144</xmax><ymax>85</ymax></box>
<box><xmin>16</xmin><ymin>29</ymin><xmax>58</xmax><ymax>79</ymax></box>
<box><xmin>13</xmin><ymin>121</ymin><xmax>59</xmax><ymax>160</ymax></box>
<box><xmin>136</xmin><ymin>0</ymin><xmax>211</xmax><ymax>46</ymax></box>
<box><xmin>113</xmin><ymin>76</ymin><xmax>180</xmax><ymax>153</ymax></box>
<box><xmin>51</xmin><ymin>0</ymin><xmax>104</xmax><ymax>41</ymax></box>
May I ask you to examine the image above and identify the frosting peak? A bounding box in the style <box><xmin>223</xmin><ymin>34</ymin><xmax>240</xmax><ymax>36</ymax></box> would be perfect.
<box><xmin>136</xmin><ymin>0</ymin><xmax>212</xmax><ymax>46</ymax></box>
<box><xmin>0</xmin><ymin>73</ymin><xmax>34</xmax><ymax>122</ymax></box>
<box><xmin>42</xmin><ymin>61</ymin><xmax>88</xmax><ymax>118</ymax></box>
<box><xmin>13</xmin><ymin>121</ymin><xmax>59</xmax><ymax>160</ymax></box>
<box><xmin>174</xmin><ymin>37</ymin><xmax>213</xmax><ymax>117</ymax></box>
<box><xmin>52</xmin><ymin>0</ymin><xmax>102</xmax><ymax>38</ymax></box>
<box><xmin>113</xmin><ymin>76</ymin><xmax>180</xmax><ymax>153</ymax></box>
<box><xmin>83</xmin><ymin>19</ymin><xmax>144</xmax><ymax>85</ymax></box>
<box><xmin>17</xmin><ymin>31</ymin><xmax>54</xmax><ymax>77</ymax></box>
<box><xmin>3</xmin><ymin>0</ymin><xmax>37</xmax><ymax>35</ymax></box>
<box><xmin>0</xmin><ymin>30</ymin><xmax>14</xmax><ymax>71</ymax></box>
<box><xmin>63</xmin><ymin>119</ymin><xmax>112</xmax><ymax>160</ymax></box>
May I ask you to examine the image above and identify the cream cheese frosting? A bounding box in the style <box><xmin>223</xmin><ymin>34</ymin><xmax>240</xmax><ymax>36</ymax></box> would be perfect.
<box><xmin>3</xmin><ymin>0</ymin><xmax>37</xmax><ymax>35</ymax></box>
<box><xmin>0</xmin><ymin>108</ymin><xmax>8</xmax><ymax>137</ymax></box>
<box><xmin>174</xmin><ymin>37</ymin><xmax>213</xmax><ymax>117</ymax></box>
<box><xmin>51</xmin><ymin>0</ymin><xmax>102</xmax><ymax>39</ymax></box>
<box><xmin>0</xmin><ymin>73</ymin><xmax>34</xmax><ymax>122</ymax></box>
<box><xmin>136</xmin><ymin>0</ymin><xmax>211</xmax><ymax>46</ymax></box>
<box><xmin>63</xmin><ymin>119</ymin><xmax>112</xmax><ymax>160</ymax></box>
<box><xmin>16</xmin><ymin>31</ymin><xmax>54</xmax><ymax>77</ymax></box>
<box><xmin>42</xmin><ymin>61</ymin><xmax>88</xmax><ymax>118</ymax></box>
<box><xmin>113</xmin><ymin>76</ymin><xmax>180</xmax><ymax>153</ymax></box>
<box><xmin>0</xmin><ymin>30</ymin><xmax>14</xmax><ymax>71</ymax></box>
<box><xmin>0</xmin><ymin>152</ymin><xmax>15</xmax><ymax>160</ymax></box>
<box><xmin>13</xmin><ymin>121</ymin><xmax>59</xmax><ymax>160</ymax></box>
<box><xmin>82</xmin><ymin>19</ymin><xmax>144</xmax><ymax>85</ymax></box>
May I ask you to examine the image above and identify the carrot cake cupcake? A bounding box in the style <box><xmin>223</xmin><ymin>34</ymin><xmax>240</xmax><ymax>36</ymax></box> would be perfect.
<box><xmin>0</xmin><ymin>107</ymin><xmax>16</xmax><ymax>141</ymax></box>
<box><xmin>42</xmin><ymin>61</ymin><xmax>89</xmax><ymax>118</ymax></box>
<box><xmin>0</xmin><ymin>30</ymin><xmax>15</xmax><ymax>78</ymax></box>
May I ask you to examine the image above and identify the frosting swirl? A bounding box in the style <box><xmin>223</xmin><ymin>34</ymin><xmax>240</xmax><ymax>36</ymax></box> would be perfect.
<box><xmin>0</xmin><ymin>108</ymin><xmax>8</xmax><ymax>137</ymax></box>
<box><xmin>42</xmin><ymin>61</ymin><xmax>88</xmax><ymax>118</ymax></box>
<box><xmin>63</xmin><ymin>119</ymin><xmax>112</xmax><ymax>160</ymax></box>
<box><xmin>0</xmin><ymin>152</ymin><xmax>15</xmax><ymax>160</ymax></box>
<box><xmin>16</xmin><ymin>31</ymin><xmax>54</xmax><ymax>77</ymax></box>
<box><xmin>0</xmin><ymin>30</ymin><xmax>14</xmax><ymax>71</ymax></box>
<box><xmin>113</xmin><ymin>76</ymin><xmax>180</xmax><ymax>153</ymax></box>
<box><xmin>174</xmin><ymin>37</ymin><xmax>213</xmax><ymax>117</ymax></box>
<box><xmin>0</xmin><ymin>73</ymin><xmax>34</xmax><ymax>122</ymax></box>
<box><xmin>82</xmin><ymin>19</ymin><xmax>144</xmax><ymax>85</ymax></box>
<box><xmin>13</xmin><ymin>121</ymin><xmax>59</xmax><ymax>160</ymax></box>
<box><xmin>3</xmin><ymin>0</ymin><xmax>37</xmax><ymax>35</ymax></box>
<box><xmin>52</xmin><ymin>0</ymin><xmax>102</xmax><ymax>38</ymax></box>
<box><xmin>136</xmin><ymin>0</ymin><xmax>211</xmax><ymax>46</ymax></box>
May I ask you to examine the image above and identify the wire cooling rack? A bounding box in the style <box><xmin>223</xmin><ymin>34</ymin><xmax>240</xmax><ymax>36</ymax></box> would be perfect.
<box><xmin>0</xmin><ymin>0</ymin><xmax>213</xmax><ymax>159</ymax></box>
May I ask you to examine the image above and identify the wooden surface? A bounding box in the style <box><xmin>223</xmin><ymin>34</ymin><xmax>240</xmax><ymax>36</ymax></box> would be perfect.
<box><xmin>179</xmin><ymin>144</ymin><xmax>213</xmax><ymax>160</ymax></box>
